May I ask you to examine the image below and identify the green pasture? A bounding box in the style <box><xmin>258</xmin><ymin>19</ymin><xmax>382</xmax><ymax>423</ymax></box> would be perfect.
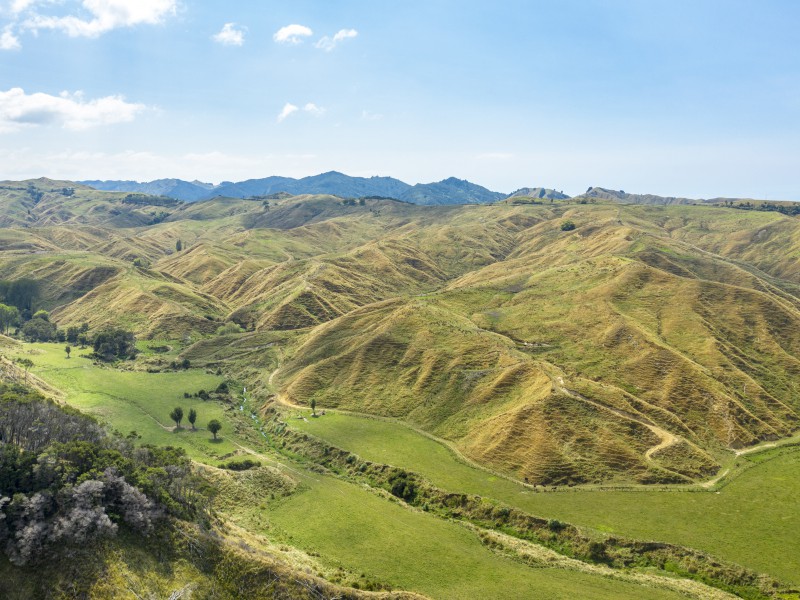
<box><xmin>6</xmin><ymin>342</ymin><xmax>237</xmax><ymax>463</ymax></box>
<box><xmin>266</xmin><ymin>472</ymin><xmax>685</xmax><ymax>600</ymax></box>
<box><xmin>290</xmin><ymin>410</ymin><xmax>800</xmax><ymax>585</ymax></box>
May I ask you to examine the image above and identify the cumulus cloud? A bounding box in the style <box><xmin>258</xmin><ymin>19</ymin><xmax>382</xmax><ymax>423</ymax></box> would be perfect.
<box><xmin>1</xmin><ymin>27</ymin><xmax>21</xmax><ymax>50</ymax></box>
<box><xmin>0</xmin><ymin>87</ymin><xmax>146</xmax><ymax>133</ymax></box>
<box><xmin>22</xmin><ymin>0</ymin><xmax>177</xmax><ymax>38</ymax></box>
<box><xmin>212</xmin><ymin>22</ymin><xmax>244</xmax><ymax>46</ymax></box>
<box><xmin>315</xmin><ymin>28</ymin><xmax>357</xmax><ymax>52</ymax></box>
<box><xmin>277</xmin><ymin>102</ymin><xmax>326</xmax><ymax>122</ymax></box>
<box><xmin>273</xmin><ymin>23</ymin><xmax>312</xmax><ymax>44</ymax></box>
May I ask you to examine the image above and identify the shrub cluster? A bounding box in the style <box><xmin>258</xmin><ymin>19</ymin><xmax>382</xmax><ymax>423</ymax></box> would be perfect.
<box><xmin>0</xmin><ymin>385</ymin><xmax>211</xmax><ymax>566</ymax></box>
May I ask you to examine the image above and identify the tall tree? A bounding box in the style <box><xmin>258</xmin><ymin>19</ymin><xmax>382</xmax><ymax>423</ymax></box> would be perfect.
<box><xmin>0</xmin><ymin>304</ymin><xmax>19</xmax><ymax>334</ymax></box>
<box><xmin>187</xmin><ymin>408</ymin><xmax>197</xmax><ymax>430</ymax></box>
<box><xmin>169</xmin><ymin>407</ymin><xmax>184</xmax><ymax>429</ymax></box>
<box><xmin>207</xmin><ymin>419</ymin><xmax>221</xmax><ymax>440</ymax></box>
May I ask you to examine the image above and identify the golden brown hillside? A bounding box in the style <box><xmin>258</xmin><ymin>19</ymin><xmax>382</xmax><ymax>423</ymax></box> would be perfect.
<box><xmin>3</xmin><ymin>182</ymin><xmax>800</xmax><ymax>485</ymax></box>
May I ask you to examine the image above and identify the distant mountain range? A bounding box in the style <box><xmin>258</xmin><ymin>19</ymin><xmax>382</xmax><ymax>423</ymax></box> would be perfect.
<box><xmin>80</xmin><ymin>175</ymin><xmax>783</xmax><ymax>207</ymax></box>
<box><xmin>82</xmin><ymin>171</ymin><xmax>507</xmax><ymax>206</ymax></box>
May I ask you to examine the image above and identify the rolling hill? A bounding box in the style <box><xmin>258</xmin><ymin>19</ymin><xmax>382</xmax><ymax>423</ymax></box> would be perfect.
<box><xmin>3</xmin><ymin>178</ymin><xmax>800</xmax><ymax>489</ymax></box>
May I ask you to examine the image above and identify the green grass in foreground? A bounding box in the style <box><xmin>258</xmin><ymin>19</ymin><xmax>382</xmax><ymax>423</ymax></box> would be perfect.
<box><xmin>7</xmin><ymin>343</ymin><xmax>234</xmax><ymax>463</ymax></box>
<box><xmin>5</xmin><ymin>343</ymin><xmax>690</xmax><ymax>599</ymax></box>
<box><xmin>266</xmin><ymin>472</ymin><xmax>685</xmax><ymax>600</ymax></box>
<box><xmin>290</xmin><ymin>411</ymin><xmax>800</xmax><ymax>585</ymax></box>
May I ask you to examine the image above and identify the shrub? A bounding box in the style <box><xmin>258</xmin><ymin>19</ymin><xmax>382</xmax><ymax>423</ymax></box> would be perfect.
<box><xmin>222</xmin><ymin>459</ymin><xmax>260</xmax><ymax>471</ymax></box>
<box><xmin>93</xmin><ymin>328</ymin><xmax>137</xmax><ymax>361</ymax></box>
<box><xmin>216</xmin><ymin>322</ymin><xmax>244</xmax><ymax>336</ymax></box>
<box><xmin>21</xmin><ymin>317</ymin><xmax>57</xmax><ymax>342</ymax></box>
<box><xmin>560</xmin><ymin>220</ymin><xmax>576</xmax><ymax>231</ymax></box>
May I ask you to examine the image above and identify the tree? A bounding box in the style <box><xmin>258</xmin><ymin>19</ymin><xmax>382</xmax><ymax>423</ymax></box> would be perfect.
<box><xmin>187</xmin><ymin>408</ymin><xmax>197</xmax><ymax>430</ymax></box>
<box><xmin>32</xmin><ymin>310</ymin><xmax>49</xmax><ymax>321</ymax></box>
<box><xmin>65</xmin><ymin>345</ymin><xmax>71</xmax><ymax>359</ymax></box>
<box><xmin>176</xmin><ymin>240</ymin><xmax>182</xmax><ymax>252</ymax></box>
<box><xmin>65</xmin><ymin>326</ymin><xmax>80</xmax><ymax>343</ymax></box>
<box><xmin>17</xmin><ymin>358</ymin><xmax>33</xmax><ymax>384</ymax></box>
<box><xmin>21</xmin><ymin>317</ymin><xmax>57</xmax><ymax>342</ymax></box>
<box><xmin>0</xmin><ymin>303</ymin><xmax>19</xmax><ymax>334</ymax></box>
<box><xmin>207</xmin><ymin>419</ymin><xmax>222</xmax><ymax>440</ymax></box>
<box><xmin>311</xmin><ymin>398</ymin><xmax>316</xmax><ymax>417</ymax></box>
<box><xmin>169</xmin><ymin>407</ymin><xmax>184</xmax><ymax>429</ymax></box>
<box><xmin>560</xmin><ymin>220</ymin><xmax>576</xmax><ymax>231</ymax></box>
<box><xmin>92</xmin><ymin>328</ymin><xmax>136</xmax><ymax>361</ymax></box>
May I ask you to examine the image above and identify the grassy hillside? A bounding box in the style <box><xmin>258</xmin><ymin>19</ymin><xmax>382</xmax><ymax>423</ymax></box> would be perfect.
<box><xmin>3</xmin><ymin>180</ymin><xmax>800</xmax><ymax>596</ymax></box>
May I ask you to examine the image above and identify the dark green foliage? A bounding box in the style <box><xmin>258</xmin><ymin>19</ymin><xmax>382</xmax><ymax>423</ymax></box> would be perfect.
<box><xmin>221</xmin><ymin>459</ymin><xmax>260</xmax><ymax>471</ymax></box>
<box><xmin>169</xmin><ymin>407</ymin><xmax>184</xmax><ymax>428</ymax></box>
<box><xmin>21</xmin><ymin>317</ymin><xmax>57</xmax><ymax>342</ymax></box>
<box><xmin>207</xmin><ymin>420</ymin><xmax>222</xmax><ymax>440</ymax></box>
<box><xmin>560</xmin><ymin>220</ymin><xmax>576</xmax><ymax>231</ymax></box>
<box><xmin>729</xmin><ymin>200</ymin><xmax>800</xmax><ymax>216</ymax></box>
<box><xmin>387</xmin><ymin>470</ymin><xmax>417</xmax><ymax>502</ymax></box>
<box><xmin>132</xmin><ymin>257</ymin><xmax>150</xmax><ymax>268</ymax></box>
<box><xmin>65</xmin><ymin>326</ymin><xmax>80</xmax><ymax>343</ymax></box>
<box><xmin>187</xmin><ymin>408</ymin><xmax>197</xmax><ymax>430</ymax></box>
<box><xmin>0</xmin><ymin>279</ymin><xmax>40</xmax><ymax>317</ymax></box>
<box><xmin>0</xmin><ymin>387</ymin><xmax>210</xmax><ymax>566</ymax></box>
<box><xmin>122</xmin><ymin>194</ymin><xmax>179</xmax><ymax>207</ymax></box>
<box><xmin>92</xmin><ymin>328</ymin><xmax>137</xmax><ymax>361</ymax></box>
<box><xmin>215</xmin><ymin>381</ymin><xmax>228</xmax><ymax>394</ymax></box>
<box><xmin>176</xmin><ymin>239</ymin><xmax>182</xmax><ymax>252</ymax></box>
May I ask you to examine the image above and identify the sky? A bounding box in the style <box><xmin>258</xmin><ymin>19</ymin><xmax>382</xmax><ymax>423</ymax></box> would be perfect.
<box><xmin>0</xmin><ymin>0</ymin><xmax>799</xmax><ymax>198</ymax></box>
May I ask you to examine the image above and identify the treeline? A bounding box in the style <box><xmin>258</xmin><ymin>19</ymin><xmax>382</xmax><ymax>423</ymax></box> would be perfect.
<box><xmin>0</xmin><ymin>384</ymin><xmax>212</xmax><ymax>566</ymax></box>
<box><xmin>122</xmin><ymin>193</ymin><xmax>181</xmax><ymax>207</ymax></box>
<box><xmin>725</xmin><ymin>200</ymin><xmax>800</xmax><ymax>216</ymax></box>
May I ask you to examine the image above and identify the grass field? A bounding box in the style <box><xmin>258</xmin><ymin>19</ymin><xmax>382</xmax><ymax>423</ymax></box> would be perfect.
<box><xmin>265</xmin><ymin>472</ymin><xmax>687</xmax><ymax>600</ymax></box>
<box><xmin>3</xmin><ymin>342</ymin><xmax>698</xmax><ymax>599</ymax></box>
<box><xmin>5</xmin><ymin>342</ymin><xmax>237</xmax><ymax>463</ymax></box>
<box><xmin>290</xmin><ymin>410</ymin><xmax>800</xmax><ymax>585</ymax></box>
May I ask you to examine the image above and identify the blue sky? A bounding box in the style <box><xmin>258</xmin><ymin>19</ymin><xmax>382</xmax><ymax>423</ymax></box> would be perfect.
<box><xmin>1</xmin><ymin>0</ymin><xmax>799</xmax><ymax>198</ymax></box>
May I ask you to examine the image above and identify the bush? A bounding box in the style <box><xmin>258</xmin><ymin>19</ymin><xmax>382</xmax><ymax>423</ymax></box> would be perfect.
<box><xmin>21</xmin><ymin>317</ymin><xmax>57</xmax><ymax>342</ymax></box>
<box><xmin>560</xmin><ymin>220</ymin><xmax>576</xmax><ymax>231</ymax></box>
<box><xmin>221</xmin><ymin>459</ymin><xmax>260</xmax><ymax>471</ymax></box>
<box><xmin>216</xmin><ymin>322</ymin><xmax>244</xmax><ymax>336</ymax></box>
<box><xmin>92</xmin><ymin>328</ymin><xmax>137</xmax><ymax>361</ymax></box>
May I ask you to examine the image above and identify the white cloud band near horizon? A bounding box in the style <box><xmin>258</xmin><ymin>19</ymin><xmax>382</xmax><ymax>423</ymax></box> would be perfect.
<box><xmin>273</xmin><ymin>23</ymin><xmax>312</xmax><ymax>45</ymax></box>
<box><xmin>0</xmin><ymin>87</ymin><xmax>146</xmax><ymax>132</ymax></box>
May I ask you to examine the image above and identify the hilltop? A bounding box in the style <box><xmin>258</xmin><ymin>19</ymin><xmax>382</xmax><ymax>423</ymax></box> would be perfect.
<box><xmin>82</xmin><ymin>172</ymin><xmax>510</xmax><ymax>205</ymax></box>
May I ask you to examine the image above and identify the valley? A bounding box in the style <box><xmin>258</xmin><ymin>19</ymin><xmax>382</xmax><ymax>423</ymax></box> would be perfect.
<box><xmin>2</xmin><ymin>178</ymin><xmax>800</xmax><ymax>598</ymax></box>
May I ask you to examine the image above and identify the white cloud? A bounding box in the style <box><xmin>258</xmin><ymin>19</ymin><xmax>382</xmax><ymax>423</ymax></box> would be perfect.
<box><xmin>22</xmin><ymin>0</ymin><xmax>177</xmax><ymax>38</ymax></box>
<box><xmin>10</xmin><ymin>0</ymin><xmax>42</xmax><ymax>14</ymax></box>
<box><xmin>273</xmin><ymin>23</ymin><xmax>312</xmax><ymax>44</ymax></box>
<box><xmin>277</xmin><ymin>102</ymin><xmax>326</xmax><ymax>122</ymax></box>
<box><xmin>302</xmin><ymin>103</ymin><xmax>325</xmax><ymax>117</ymax></box>
<box><xmin>277</xmin><ymin>103</ymin><xmax>299</xmax><ymax>122</ymax></box>
<box><xmin>0</xmin><ymin>87</ymin><xmax>146</xmax><ymax>133</ymax></box>
<box><xmin>315</xmin><ymin>28</ymin><xmax>357</xmax><ymax>52</ymax></box>
<box><xmin>361</xmin><ymin>110</ymin><xmax>383</xmax><ymax>121</ymax></box>
<box><xmin>0</xmin><ymin>27</ymin><xmax>21</xmax><ymax>50</ymax></box>
<box><xmin>212</xmin><ymin>22</ymin><xmax>244</xmax><ymax>46</ymax></box>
